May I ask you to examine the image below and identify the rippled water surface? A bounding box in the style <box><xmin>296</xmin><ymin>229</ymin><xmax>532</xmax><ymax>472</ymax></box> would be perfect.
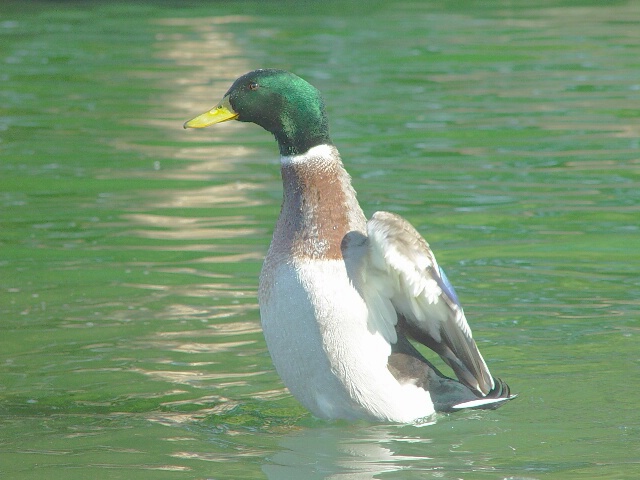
<box><xmin>1</xmin><ymin>1</ymin><xmax>639</xmax><ymax>478</ymax></box>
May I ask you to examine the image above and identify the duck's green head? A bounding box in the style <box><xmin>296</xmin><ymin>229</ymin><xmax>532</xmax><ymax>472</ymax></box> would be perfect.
<box><xmin>184</xmin><ymin>69</ymin><xmax>332</xmax><ymax>156</ymax></box>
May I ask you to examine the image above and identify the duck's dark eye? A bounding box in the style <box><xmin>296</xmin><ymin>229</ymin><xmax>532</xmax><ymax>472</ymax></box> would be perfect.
<box><xmin>248</xmin><ymin>82</ymin><xmax>259</xmax><ymax>91</ymax></box>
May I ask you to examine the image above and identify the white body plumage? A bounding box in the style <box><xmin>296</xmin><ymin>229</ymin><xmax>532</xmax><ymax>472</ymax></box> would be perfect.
<box><xmin>260</xmin><ymin>257</ymin><xmax>435</xmax><ymax>423</ymax></box>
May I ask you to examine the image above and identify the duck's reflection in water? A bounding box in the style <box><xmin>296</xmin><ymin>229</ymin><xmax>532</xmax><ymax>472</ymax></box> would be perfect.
<box><xmin>263</xmin><ymin>423</ymin><xmax>438</xmax><ymax>480</ymax></box>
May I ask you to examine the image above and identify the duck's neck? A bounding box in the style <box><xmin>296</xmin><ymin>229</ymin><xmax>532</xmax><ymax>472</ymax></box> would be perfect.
<box><xmin>274</xmin><ymin>144</ymin><xmax>367</xmax><ymax>261</ymax></box>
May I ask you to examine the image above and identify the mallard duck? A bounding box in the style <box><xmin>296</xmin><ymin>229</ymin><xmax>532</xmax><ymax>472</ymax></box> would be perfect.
<box><xmin>184</xmin><ymin>69</ymin><xmax>514</xmax><ymax>423</ymax></box>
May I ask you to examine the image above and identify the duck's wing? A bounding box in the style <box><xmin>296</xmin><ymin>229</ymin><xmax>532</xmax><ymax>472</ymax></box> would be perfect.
<box><xmin>365</xmin><ymin>211</ymin><xmax>495</xmax><ymax>396</ymax></box>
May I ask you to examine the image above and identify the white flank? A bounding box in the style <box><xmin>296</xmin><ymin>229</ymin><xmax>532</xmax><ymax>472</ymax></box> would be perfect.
<box><xmin>259</xmin><ymin>258</ymin><xmax>435</xmax><ymax>423</ymax></box>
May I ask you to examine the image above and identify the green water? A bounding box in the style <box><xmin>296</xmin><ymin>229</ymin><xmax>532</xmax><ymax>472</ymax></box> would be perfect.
<box><xmin>1</xmin><ymin>1</ymin><xmax>639</xmax><ymax>478</ymax></box>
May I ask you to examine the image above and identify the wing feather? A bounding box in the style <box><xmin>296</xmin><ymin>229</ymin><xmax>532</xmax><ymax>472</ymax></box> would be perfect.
<box><xmin>366</xmin><ymin>211</ymin><xmax>495</xmax><ymax>395</ymax></box>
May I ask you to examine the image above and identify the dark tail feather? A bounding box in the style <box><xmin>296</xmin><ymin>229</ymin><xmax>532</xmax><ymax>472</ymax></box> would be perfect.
<box><xmin>487</xmin><ymin>377</ymin><xmax>512</xmax><ymax>399</ymax></box>
<box><xmin>450</xmin><ymin>377</ymin><xmax>516</xmax><ymax>411</ymax></box>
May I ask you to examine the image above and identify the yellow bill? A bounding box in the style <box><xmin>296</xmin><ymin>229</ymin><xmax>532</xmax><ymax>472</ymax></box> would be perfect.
<box><xmin>183</xmin><ymin>96</ymin><xmax>238</xmax><ymax>129</ymax></box>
